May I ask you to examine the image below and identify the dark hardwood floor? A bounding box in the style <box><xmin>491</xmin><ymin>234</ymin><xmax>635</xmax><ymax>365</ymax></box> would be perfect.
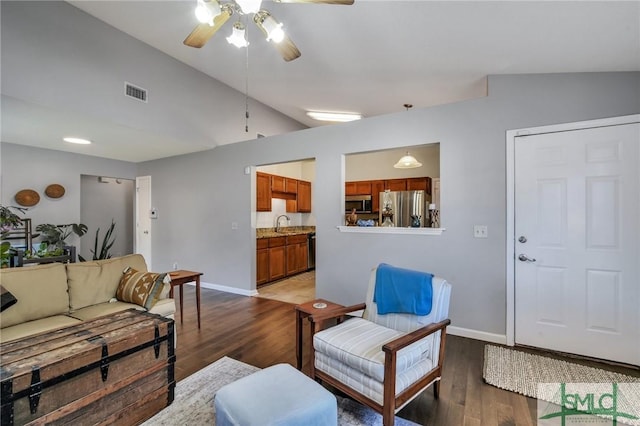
<box><xmin>172</xmin><ymin>286</ymin><xmax>638</xmax><ymax>426</ymax></box>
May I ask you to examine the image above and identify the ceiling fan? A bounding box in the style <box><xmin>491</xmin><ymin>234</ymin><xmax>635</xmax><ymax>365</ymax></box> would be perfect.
<box><xmin>183</xmin><ymin>0</ymin><xmax>354</xmax><ymax>62</ymax></box>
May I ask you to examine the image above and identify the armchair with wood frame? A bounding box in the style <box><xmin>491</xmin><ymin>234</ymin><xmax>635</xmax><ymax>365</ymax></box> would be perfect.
<box><xmin>309</xmin><ymin>266</ymin><xmax>451</xmax><ymax>426</ymax></box>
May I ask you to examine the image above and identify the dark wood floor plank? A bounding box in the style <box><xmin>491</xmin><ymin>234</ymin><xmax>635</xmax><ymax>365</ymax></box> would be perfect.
<box><xmin>171</xmin><ymin>286</ymin><xmax>637</xmax><ymax>426</ymax></box>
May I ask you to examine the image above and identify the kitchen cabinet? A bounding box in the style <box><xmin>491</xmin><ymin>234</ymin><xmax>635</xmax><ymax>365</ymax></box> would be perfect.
<box><xmin>257</xmin><ymin>172</ymin><xmax>272</xmax><ymax>212</ymax></box>
<box><xmin>256</xmin><ymin>239</ymin><xmax>269</xmax><ymax>286</ymax></box>
<box><xmin>297</xmin><ymin>181</ymin><xmax>312</xmax><ymax>212</ymax></box>
<box><xmin>286</xmin><ymin>234</ymin><xmax>308</xmax><ymax>275</ymax></box>
<box><xmin>272</xmin><ymin>175</ymin><xmax>297</xmax><ymax>194</ymax></box>
<box><xmin>385</xmin><ymin>179</ymin><xmax>407</xmax><ymax>191</ymax></box>
<box><xmin>407</xmin><ymin>177</ymin><xmax>431</xmax><ymax>194</ymax></box>
<box><xmin>370</xmin><ymin>180</ymin><xmax>385</xmax><ymax>213</ymax></box>
<box><xmin>345</xmin><ymin>181</ymin><xmax>372</xmax><ymax>196</ymax></box>
<box><xmin>268</xmin><ymin>237</ymin><xmax>286</xmax><ymax>282</ymax></box>
<box><xmin>257</xmin><ymin>233</ymin><xmax>310</xmax><ymax>286</ymax></box>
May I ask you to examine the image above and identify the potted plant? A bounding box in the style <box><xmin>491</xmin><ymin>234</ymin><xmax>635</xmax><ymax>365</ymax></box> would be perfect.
<box><xmin>34</xmin><ymin>223</ymin><xmax>88</xmax><ymax>256</ymax></box>
<box><xmin>79</xmin><ymin>220</ymin><xmax>116</xmax><ymax>261</ymax></box>
<box><xmin>0</xmin><ymin>205</ymin><xmax>27</xmax><ymax>267</ymax></box>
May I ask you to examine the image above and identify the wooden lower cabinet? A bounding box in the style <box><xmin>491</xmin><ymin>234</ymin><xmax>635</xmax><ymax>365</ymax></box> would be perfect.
<box><xmin>258</xmin><ymin>234</ymin><xmax>309</xmax><ymax>286</ymax></box>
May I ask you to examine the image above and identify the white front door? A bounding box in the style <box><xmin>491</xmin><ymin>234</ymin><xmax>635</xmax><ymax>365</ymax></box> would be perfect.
<box><xmin>514</xmin><ymin>122</ymin><xmax>639</xmax><ymax>365</ymax></box>
<box><xmin>135</xmin><ymin>176</ymin><xmax>152</xmax><ymax>269</ymax></box>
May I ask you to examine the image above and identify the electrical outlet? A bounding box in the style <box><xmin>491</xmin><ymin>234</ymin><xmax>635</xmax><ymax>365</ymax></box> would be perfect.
<box><xmin>172</xmin><ymin>262</ymin><xmax>178</xmax><ymax>271</ymax></box>
<box><xmin>474</xmin><ymin>225</ymin><xmax>488</xmax><ymax>238</ymax></box>
<box><xmin>231</xmin><ymin>222</ymin><xmax>238</xmax><ymax>230</ymax></box>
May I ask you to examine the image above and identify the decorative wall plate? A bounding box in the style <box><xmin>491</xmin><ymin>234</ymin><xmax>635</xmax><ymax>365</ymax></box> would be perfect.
<box><xmin>45</xmin><ymin>184</ymin><xmax>66</xmax><ymax>199</ymax></box>
<box><xmin>15</xmin><ymin>189</ymin><xmax>40</xmax><ymax>207</ymax></box>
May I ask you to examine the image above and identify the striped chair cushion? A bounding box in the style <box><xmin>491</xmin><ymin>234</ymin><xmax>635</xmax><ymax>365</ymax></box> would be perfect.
<box><xmin>315</xmin><ymin>352</ymin><xmax>435</xmax><ymax>405</ymax></box>
<box><xmin>313</xmin><ymin>317</ymin><xmax>432</xmax><ymax>382</ymax></box>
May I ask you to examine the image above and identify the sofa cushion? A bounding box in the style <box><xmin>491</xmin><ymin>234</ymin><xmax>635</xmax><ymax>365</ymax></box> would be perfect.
<box><xmin>0</xmin><ymin>263</ymin><xmax>70</xmax><ymax>328</ymax></box>
<box><xmin>66</xmin><ymin>254</ymin><xmax>147</xmax><ymax>311</ymax></box>
<box><xmin>116</xmin><ymin>267</ymin><xmax>168</xmax><ymax>310</ymax></box>
<box><xmin>148</xmin><ymin>298</ymin><xmax>175</xmax><ymax>318</ymax></box>
<box><xmin>0</xmin><ymin>315</ymin><xmax>82</xmax><ymax>343</ymax></box>
<box><xmin>68</xmin><ymin>301</ymin><xmax>145</xmax><ymax>321</ymax></box>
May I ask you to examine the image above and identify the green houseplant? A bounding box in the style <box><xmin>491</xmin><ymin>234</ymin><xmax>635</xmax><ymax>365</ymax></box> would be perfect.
<box><xmin>1</xmin><ymin>205</ymin><xmax>27</xmax><ymax>267</ymax></box>
<box><xmin>79</xmin><ymin>220</ymin><xmax>116</xmax><ymax>261</ymax></box>
<box><xmin>34</xmin><ymin>223</ymin><xmax>88</xmax><ymax>256</ymax></box>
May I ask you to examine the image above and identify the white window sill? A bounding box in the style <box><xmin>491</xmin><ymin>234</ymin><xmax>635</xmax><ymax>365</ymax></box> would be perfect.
<box><xmin>337</xmin><ymin>226</ymin><xmax>445</xmax><ymax>235</ymax></box>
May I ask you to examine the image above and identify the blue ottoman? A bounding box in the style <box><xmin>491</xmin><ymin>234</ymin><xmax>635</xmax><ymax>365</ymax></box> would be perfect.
<box><xmin>215</xmin><ymin>363</ymin><xmax>337</xmax><ymax>426</ymax></box>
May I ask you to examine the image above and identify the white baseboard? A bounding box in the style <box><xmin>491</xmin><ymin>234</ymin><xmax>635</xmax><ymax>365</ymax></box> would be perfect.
<box><xmin>448</xmin><ymin>326</ymin><xmax>508</xmax><ymax>345</ymax></box>
<box><xmin>185</xmin><ymin>281</ymin><xmax>258</xmax><ymax>297</ymax></box>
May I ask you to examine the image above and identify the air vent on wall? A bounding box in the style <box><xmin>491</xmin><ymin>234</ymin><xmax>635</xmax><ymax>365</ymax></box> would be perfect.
<box><xmin>124</xmin><ymin>82</ymin><xmax>148</xmax><ymax>103</ymax></box>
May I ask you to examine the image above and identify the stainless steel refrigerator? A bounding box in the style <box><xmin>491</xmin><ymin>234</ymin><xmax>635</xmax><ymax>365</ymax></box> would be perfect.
<box><xmin>378</xmin><ymin>190</ymin><xmax>429</xmax><ymax>227</ymax></box>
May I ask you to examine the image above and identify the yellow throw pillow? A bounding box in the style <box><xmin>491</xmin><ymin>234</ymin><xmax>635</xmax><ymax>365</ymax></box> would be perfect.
<box><xmin>116</xmin><ymin>267</ymin><xmax>168</xmax><ymax>310</ymax></box>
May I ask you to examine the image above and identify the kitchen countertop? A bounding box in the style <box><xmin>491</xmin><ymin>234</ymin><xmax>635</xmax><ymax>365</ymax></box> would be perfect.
<box><xmin>257</xmin><ymin>226</ymin><xmax>315</xmax><ymax>239</ymax></box>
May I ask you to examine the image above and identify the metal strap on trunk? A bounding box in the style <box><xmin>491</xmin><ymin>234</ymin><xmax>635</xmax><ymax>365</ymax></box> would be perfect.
<box><xmin>29</xmin><ymin>367</ymin><xmax>41</xmax><ymax>415</ymax></box>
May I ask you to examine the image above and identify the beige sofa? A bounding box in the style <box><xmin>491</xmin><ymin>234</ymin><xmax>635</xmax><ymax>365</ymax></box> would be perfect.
<box><xmin>0</xmin><ymin>254</ymin><xmax>175</xmax><ymax>343</ymax></box>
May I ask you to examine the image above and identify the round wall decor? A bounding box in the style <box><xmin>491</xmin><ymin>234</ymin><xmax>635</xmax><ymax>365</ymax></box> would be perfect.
<box><xmin>15</xmin><ymin>189</ymin><xmax>40</xmax><ymax>207</ymax></box>
<box><xmin>45</xmin><ymin>184</ymin><xmax>66</xmax><ymax>199</ymax></box>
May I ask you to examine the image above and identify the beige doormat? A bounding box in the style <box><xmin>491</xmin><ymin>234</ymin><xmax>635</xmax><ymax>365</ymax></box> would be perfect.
<box><xmin>143</xmin><ymin>356</ymin><xmax>419</xmax><ymax>426</ymax></box>
<box><xmin>483</xmin><ymin>345</ymin><xmax>640</xmax><ymax>425</ymax></box>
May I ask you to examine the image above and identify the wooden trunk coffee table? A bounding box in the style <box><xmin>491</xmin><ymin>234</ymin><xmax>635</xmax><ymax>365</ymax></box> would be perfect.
<box><xmin>0</xmin><ymin>309</ymin><xmax>175</xmax><ymax>426</ymax></box>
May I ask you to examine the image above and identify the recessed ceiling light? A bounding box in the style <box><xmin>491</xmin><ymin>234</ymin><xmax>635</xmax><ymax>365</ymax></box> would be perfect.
<box><xmin>306</xmin><ymin>111</ymin><xmax>362</xmax><ymax>122</ymax></box>
<box><xmin>63</xmin><ymin>137</ymin><xmax>92</xmax><ymax>145</ymax></box>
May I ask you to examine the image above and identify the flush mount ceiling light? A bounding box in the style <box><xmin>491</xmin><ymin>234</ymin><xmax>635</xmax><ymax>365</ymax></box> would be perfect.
<box><xmin>63</xmin><ymin>137</ymin><xmax>92</xmax><ymax>145</ymax></box>
<box><xmin>394</xmin><ymin>152</ymin><xmax>422</xmax><ymax>169</ymax></box>
<box><xmin>306</xmin><ymin>111</ymin><xmax>362</xmax><ymax>122</ymax></box>
<box><xmin>183</xmin><ymin>0</ymin><xmax>354</xmax><ymax>62</ymax></box>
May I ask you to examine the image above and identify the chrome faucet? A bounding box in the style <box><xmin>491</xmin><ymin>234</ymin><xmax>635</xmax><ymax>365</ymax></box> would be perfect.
<box><xmin>276</xmin><ymin>215</ymin><xmax>290</xmax><ymax>233</ymax></box>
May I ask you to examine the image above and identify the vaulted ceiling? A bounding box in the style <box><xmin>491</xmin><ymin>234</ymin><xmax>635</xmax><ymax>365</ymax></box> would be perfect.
<box><xmin>2</xmin><ymin>1</ymin><xmax>639</xmax><ymax>162</ymax></box>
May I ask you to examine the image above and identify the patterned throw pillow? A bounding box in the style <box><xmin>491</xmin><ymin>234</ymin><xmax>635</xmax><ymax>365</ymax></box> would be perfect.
<box><xmin>116</xmin><ymin>267</ymin><xmax>168</xmax><ymax>310</ymax></box>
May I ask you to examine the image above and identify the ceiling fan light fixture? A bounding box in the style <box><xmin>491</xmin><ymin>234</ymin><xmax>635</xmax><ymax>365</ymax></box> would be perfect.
<box><xmin>226</xmin><ymin>22</ymin><xmax>249</xmax><ymax>48</ymax></box>
<box><xmin>195</xmin><ymin>0</ymin><xmax>221</xmax><ymax>26</ymax></box>
<box><xmin>235</xmin><ymin>0</ymin><xmax>262</xmax><ymax>14</ymax></box>
<box><xmin>253</xmin><ymin>10</ymin><xmax>284</xmax><ymax>43</ymax></box>
<box><xmin>306</xmin><ymin>111</ymin><xmax>362</xmax><ymax>122</ymax></box>
<box><xmin>394</xmin><ymin>152</ymin><xmax>422</xmax><ymax>169</ymax></box>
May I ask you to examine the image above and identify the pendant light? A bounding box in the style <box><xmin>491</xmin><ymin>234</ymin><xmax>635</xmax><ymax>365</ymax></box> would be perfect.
<box><xmin>394</xmin><ymin>152</ymin><xmax>422</xmax><ymax>169</ymax></box>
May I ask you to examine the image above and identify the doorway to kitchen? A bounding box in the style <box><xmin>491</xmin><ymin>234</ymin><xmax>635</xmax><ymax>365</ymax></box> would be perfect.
<box><xmin>255</xmin><ymin>159</ymin><xmax>316</xmax><ymax>304</ymax></box>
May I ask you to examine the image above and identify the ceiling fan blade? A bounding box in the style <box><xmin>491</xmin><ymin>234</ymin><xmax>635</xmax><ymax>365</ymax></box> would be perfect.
<box><xmin>183</xmin><ymin>7</ymin><xmax>232</xmax><ymax>48</ymax></box>
<box><xmin>273</xmin><ymin>0</ymin><xmax>354</xmax><ymax>4</ymax></box>
<box><xmin>273</xmin><ymin>35</ymin><xmax>301</xmax><ymax>62</ymax></box>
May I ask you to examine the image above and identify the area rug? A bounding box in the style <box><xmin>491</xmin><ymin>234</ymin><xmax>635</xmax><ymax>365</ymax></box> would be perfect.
<box><xmin>143</xmin><ymin>356</ymin><xmax>418</xmax><ymax>426</ymax></box>
<box><xmin>483</xmin><ymin>345</ymin><xmax>640</xmax><ymax>425</ymax></box>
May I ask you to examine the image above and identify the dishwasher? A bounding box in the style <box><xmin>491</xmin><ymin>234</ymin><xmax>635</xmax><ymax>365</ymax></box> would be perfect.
<box><xmin>307</xmin><ymin>232</ymin><xmax>316</xmax><ymax>270</ymax></box>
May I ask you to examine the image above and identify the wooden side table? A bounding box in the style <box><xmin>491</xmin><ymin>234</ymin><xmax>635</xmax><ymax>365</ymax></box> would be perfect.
<box><xmin>294</xmin><ymin>299</ymin><xmax>345</xmax><ymax>370</ymax></box>
<box><xmin>168</xmin><ymin>270</ymin><xmax>203</xmax><ymax>328</ymax></box>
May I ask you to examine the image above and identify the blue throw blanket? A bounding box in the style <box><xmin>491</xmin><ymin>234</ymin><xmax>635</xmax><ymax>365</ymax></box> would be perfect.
<box><xmin>373</xmin><ymin>264</ymin><xmax>433</xmax><ymax>315</ymax></box>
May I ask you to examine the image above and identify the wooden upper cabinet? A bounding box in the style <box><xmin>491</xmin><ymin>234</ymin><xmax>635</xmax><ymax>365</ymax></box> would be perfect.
<box><xmin>407</xmin><ymin>177</ymin><xmax>432</xmax><ymax>194</ymax></box>
<box><xmin>345</xmin><ymin>181</ymin><xmax>372</xmax><ymax>195</ymax></box>
<box><xmin>386</xmin><ymin>179</ymin><xmax>407</xmax><ymax>191</ymax></box>
<box><xmin>257</xmin><ymin>172</ymin><xmax>272</xmax><ymax>212</ymax></box>
<box><xmin>285</xmin><ymin>178</ymin><xmax>297</xmax><ymax>194</ymax></box>
<box><xmin>297</xmin><ymin>181</ymin><xmax>312</xmax><ymax>212</ymax></box>
<box><xmin>272</xmin><ymin>175</ymin><xmax>298</xmax><ymax>194</ymax></box>
<box><xmin>370</xmin><ymin>180</ymin><xmax>385</xmax><ymax>213</ymax></box>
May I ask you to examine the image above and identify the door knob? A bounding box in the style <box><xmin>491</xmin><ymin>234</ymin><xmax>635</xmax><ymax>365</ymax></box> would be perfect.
<box><xmin>518</xmin><ymin>236</ymin><xmax>527</xmax><ymax>243</ymax></box>
<box><xmin>518</xmin><ymin>254</ymin><xmax>536</xmax><ymax>262</ymax></box>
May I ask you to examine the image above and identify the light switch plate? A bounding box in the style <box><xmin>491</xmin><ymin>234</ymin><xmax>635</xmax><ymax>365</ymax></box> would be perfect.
<box><xmin>474</xmin><ymin>225</ymin><xmax>488</xmax><ymax>238</ymax></box>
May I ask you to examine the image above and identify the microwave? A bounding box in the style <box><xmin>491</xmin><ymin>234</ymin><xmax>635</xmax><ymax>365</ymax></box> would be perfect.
<box><xmin>345</xmin><ymin>195</ymin><xmax>373</xmax><ymax>213</ymax></box>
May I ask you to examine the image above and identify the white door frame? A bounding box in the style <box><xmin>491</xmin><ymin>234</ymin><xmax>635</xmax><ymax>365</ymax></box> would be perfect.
<box><xmin>505</xmin><ymin>114</ymin><xmax>640</xmax><ymax>346</ymax></box>
<box><xmin>135</xmin><ymin>176</ymin><xmax>152</xmax><ymax>269</ymax></box>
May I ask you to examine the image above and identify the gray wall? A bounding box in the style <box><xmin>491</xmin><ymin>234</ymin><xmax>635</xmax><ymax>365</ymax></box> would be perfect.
<box><xmin>80</xmin><ymin>175</ymin><xmax>134</xmax><ymax>260</ymax></box>
<box><xmin>138</xmin><ymin>72</ymin><xmax>640</xmax><ymax>337</ymax></box>
<box><xmin>0</xmin><ymin>143</ymin><xmax>137</xmax><ymax>254</ymax></box>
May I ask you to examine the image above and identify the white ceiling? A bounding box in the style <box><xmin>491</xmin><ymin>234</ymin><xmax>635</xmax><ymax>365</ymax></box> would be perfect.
<box><xmin>3</xmin><ymin>1</ymin><xmax>639</xmax><ymax>161</ymax></box>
